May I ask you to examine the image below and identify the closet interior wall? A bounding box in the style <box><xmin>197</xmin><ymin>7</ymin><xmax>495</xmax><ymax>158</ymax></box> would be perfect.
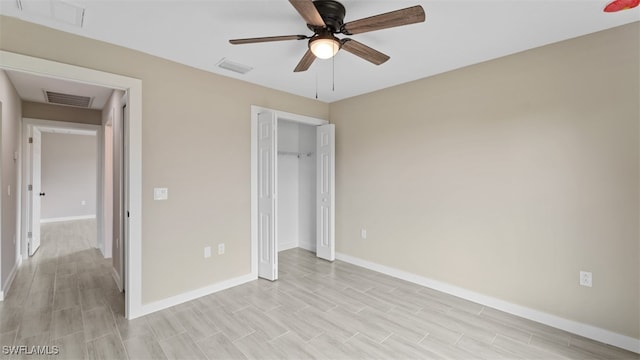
<box><xmin>277</xmin><ymin>119</ymin><xmax>317</xmax><ymax>253</ymax></box>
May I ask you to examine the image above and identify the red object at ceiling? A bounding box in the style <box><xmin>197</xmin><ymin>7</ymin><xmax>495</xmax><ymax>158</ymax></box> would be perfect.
<box><xmin>604</xmin><ymin>0</ymin><xmax>640</xmax><ymax>12</ymax></box>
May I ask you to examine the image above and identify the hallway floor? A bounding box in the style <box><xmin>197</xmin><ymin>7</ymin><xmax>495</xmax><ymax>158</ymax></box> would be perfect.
<box><xmin>0</xmin><ymin>221</ymin><xmax>637</xmax><ymax>359</ymax></box>
<box><xmin>0</xmin><ymin>219</ymin><xmax>123</xmax><ymax>359</ymax></box>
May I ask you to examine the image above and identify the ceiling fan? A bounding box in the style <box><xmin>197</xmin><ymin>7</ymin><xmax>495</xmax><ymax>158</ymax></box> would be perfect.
<box><xmin>229</xmin><ymin>0</ymin><xmax>426</xmax><ymax>72</ymax></box>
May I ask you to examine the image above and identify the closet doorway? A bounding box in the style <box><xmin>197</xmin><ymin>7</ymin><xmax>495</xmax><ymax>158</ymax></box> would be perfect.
<box><xmin>251</xmin><ymin>106</ymin><xmax>335</xmax><ymax>281</ymax></box>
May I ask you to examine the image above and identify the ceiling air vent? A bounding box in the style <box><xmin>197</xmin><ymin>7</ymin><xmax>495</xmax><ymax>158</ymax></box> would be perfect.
<box><xmin>217</xmin><ymin>58</ymin><xmax>253</xmax><ymax>75</ymax></box>
<box><xmin>43</xmin><ymin>90</ymin><xmax>93</xmax><ymax>108</ymax></box>
<box><xmin>16</xmin><ymin>0</ymin><xmax>86</xmax><ymax>27</ymax></box>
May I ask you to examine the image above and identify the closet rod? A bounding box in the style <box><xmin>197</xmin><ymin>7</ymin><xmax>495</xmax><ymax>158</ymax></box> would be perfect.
<box><xmin>278</xmin><ymin>151</ymin><xmax>313</xmax><ymax>158</ymax></box>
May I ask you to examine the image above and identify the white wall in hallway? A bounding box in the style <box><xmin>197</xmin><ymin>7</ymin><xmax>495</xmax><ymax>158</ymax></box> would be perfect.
<box><xmin>41</xmin><ymin>132</ymin><xmax>97</xmax><ymax>220</ymax></box>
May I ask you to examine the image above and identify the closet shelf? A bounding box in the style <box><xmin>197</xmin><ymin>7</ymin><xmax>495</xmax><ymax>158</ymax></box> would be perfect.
<box><xmin>278</xmin><ymin>151</ymin><xmax>313</xmax><ymax>158</ymax></box>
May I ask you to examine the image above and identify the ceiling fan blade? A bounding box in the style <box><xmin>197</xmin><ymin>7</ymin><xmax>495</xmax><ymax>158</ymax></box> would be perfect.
<box><xmin>229</xmin><ymin>35</ymin><xmax>308</xmax><ymax>45</ymax></box>
<box><xmin>340</xmin><ymin>39</ymin><xmax>390</xmax><ymax>65</ymax></box>
<box><xmin>294</xmin><ymin>49</ymin><xmax>316</xmax><ymax>72</ymax></box>
<box><xmin>289</xmin><ymin>0</ymin><xmax>326</xmax><ymax>27</ymax></box>
<box><xmin>341</xmin><ymin>5</ymin><xmax>425</xmax><ymax>35</ymax></box>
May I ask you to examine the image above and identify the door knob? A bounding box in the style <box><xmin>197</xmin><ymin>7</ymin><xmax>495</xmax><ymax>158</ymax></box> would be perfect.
<box><xmin>39</xmin><ymin>192</ymin><xmax>45</xmax><ymax>196</ymax></box>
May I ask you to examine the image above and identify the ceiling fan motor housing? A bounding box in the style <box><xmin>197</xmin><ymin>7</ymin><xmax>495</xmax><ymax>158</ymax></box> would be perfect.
<box><xmin>308</xmin><ymin>0</ymin><xmax>346</xmax><ymax>32</ymax></box>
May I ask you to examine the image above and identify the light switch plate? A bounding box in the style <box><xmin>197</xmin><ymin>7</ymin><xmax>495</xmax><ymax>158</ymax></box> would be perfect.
<box><xmin>154</xmin><ymin>187</ymin><xmax>168</xmax><ymax>200</ymax></box>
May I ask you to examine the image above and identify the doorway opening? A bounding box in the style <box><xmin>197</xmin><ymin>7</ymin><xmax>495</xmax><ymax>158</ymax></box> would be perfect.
<box><xmin>250</xmin><ymin>106</ymin><xmax>335</xmax><ymax>281</ymax></box>
<box><xmin>0</xmin><ymin>50</ymin><xmax>143</xmax><ymax>319</ymax></box>
<box><xmin>23</xmin><ymin>122</ymin><xmax>99</xmax><ymax>258</ymax></box>
<box><xmin>277</xmin><ymin>119</ymin><xmax>317</xmax><ymax>253</ymax></box>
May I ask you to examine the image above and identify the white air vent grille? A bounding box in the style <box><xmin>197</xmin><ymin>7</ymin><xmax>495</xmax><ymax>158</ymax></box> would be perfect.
<box><xmin>17</xmin><ymin>0</ymin><xmax>85</xmax><ymax>27</ymax></box>
<box><xmin>43</xmin><ymin>90</ymin><xmax>93</xmax><ymax>108</ymax></box>
<box><xmin>217</xmin><ymin>58</ymin><xmax>253</xmax><ymax>75</ymax></box>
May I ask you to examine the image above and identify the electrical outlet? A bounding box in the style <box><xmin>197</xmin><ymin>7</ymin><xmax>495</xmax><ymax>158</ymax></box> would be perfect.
<box><xmin>218</xmin><ymin>243</ymin><xmax>225</xmax><ymax>255</ymax></box>
<box><xmin>580</xmin><ymin>271</ymin><xmax>592</xmax><ymax>287</ymax></box>
<box><xmin>361</xmin><ymin>229</ymin><xmax>367</xmax><ymax>239</ymax></box>
<box><xmin>204</xmin><ymin>246</ymin><xmax>211</xmax><ymax>258</ymax></box>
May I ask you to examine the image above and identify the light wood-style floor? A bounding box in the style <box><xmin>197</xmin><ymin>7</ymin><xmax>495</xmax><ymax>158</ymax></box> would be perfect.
<box><xmin>0</xmin><ymin>220</ymin><xmax>637</xmax><ymax>359</ymax></box>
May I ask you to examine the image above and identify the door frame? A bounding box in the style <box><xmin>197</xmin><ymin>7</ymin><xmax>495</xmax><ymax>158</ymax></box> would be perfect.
<box><xmin>27</xmin><ymin>126</ymin><xmax>42</xmax><ymax>256</ymax></box>
<box><xmin>22</xmin><ymin>119</ymin><xmax>101</xmax><ymax>257</ymax></box>
<box><xmin>120</xmin><ymin>97</ymin><xmax>129</xmax><ymax>292</ymax></box>
<box><xmin>250</xmin><ymin>105</ymin><xmax>328</xmax><ymax>279</ymax></box>
<box><xmin>0</xmin><ymin>50</ymin><xmax>143</xmax><ymax>319</ymax></box>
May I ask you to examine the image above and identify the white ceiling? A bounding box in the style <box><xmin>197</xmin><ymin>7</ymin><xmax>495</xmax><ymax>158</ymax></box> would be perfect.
<box><xmin>4</xmin><ymin>69</ymin><xmax>113</xmax><ymax>109</ymax></box>
<box><xmin>1</xmin><ymin>0</ymin><xmax>638</xmax><ymax>103</ymax></box>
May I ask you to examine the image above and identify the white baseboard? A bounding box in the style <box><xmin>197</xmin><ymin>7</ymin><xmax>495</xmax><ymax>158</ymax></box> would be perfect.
<box><xmin>298</xmin><ymin>241</ymin><xmax>315</xmax><ymax>252</ymax></box>
<box><xmin>278</xmin><ymin>241</ymin><xmax>298</xmax><ymax>252</ymax></box>
<box><xmin>40</xmin><ymin>214</ymin><xmax>96</xmax><ymax>224</ymax></box>
<box><xmin>112</xmin><ymin>267</ymin><xmax>123</xmax><ymax>292</ymax></box>
<box><xmin>0</xmin><ymin>257</ymin><xmax>21</xmax><ymax>301</ymax></box>
<box><xmin>335</xmin><ymin>252</ymin><xmax>640</xmax><ymax>354</ymax></box>
<box><xmin>138</xmin><ymin>273</ymin><xmax>256</xmax><ymax>317</ymax></box>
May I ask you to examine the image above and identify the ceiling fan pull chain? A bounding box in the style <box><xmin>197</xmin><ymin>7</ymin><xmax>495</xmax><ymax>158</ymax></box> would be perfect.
<box><xmin>315</xmin><ymin>72</ymin><xmax>319</xmax><ymax>99</ymax></box>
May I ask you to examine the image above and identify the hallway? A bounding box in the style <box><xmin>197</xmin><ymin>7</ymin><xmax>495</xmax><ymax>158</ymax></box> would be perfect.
<box><xmin>0</xmin><ymin>219</ymin><xmax>124</xmax><ymax>358</ymax></box>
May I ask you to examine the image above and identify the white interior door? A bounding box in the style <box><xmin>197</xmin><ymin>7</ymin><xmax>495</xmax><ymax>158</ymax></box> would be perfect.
<box><xmin>316</xmin><ymin>124</ymin><xmax>335</xmax><ymax>261</ymax></box>
<box><xmin>29</xmin><ymin>127</ymin><xmax>43</xmax><ymax>256</ymax></box>
<box><xmin>257</xmin><ymin>111</ymin><xmax>278</xmax><ymax>280</ymax></box>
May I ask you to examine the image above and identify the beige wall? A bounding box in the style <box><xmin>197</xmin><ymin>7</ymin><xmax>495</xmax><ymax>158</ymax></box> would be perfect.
<box><xmin>22</xmin><ymin>101</ymin><xmax>102</xmax><ymax>125</ymax></box>
<box><xmin>331</xmin><ymin>23</ymin><xmax>640</xmax><ymax>339</ymax></box>
<box><xmin>0</xmin><ymin>70</ymin><xmax>21</xmax><ymax>290</ymax></box>
<box><xmin>0</xmin><ymin>16</ymin><xmax>329</xmax><ymax>303</ymax></box>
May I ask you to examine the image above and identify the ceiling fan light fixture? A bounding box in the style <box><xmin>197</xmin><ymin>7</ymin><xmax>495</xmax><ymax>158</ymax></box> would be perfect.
<box><xmin>309</xmin><ymin>36</ymin><xmax>340</xmax><ymax>59</ymax></box>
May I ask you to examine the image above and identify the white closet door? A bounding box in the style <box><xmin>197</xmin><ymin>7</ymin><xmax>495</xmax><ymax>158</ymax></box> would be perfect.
<box><xmin>316</xmin><ymin>124</ymin><xmax>335</xmax><ymax>261</ymax></box>
<box><xmin>257</xmin><ymin>111</ymin><xmax>278</xmax><ymax>280</ymax></box>
<box><xmin>29</xmin><ymin>127</ymin><xmax>42</xmax><ymax>256</ymax></box>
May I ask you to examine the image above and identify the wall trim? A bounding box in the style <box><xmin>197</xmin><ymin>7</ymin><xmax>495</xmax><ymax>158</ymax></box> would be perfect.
<box><xmin>335</xmin><ymin>252</ymin><xmax>640</xmax><ymax>354</ymax></box>
<box><xmin>298</xmin><ymin>241</ymin><xmax>315</xmax><ymax>253</ymax></box>
<box><xmin>278</xmin><ymin>241</ymin><xmax>298</xmax><ymax>252</ymax></box>
<box><xmin>0</xmin><ymin>257</ymin><xmax>21</xmax><ymax>301</ymax></box>
<box><xmin>138</xmin><ymin>273</ymin><xmax>256</xmax><ymax>317</ymax></box>
<box><xmin>40</xmin><ymin>214</ymin><xmax>96</xmax><ymax>224</ymax></box>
